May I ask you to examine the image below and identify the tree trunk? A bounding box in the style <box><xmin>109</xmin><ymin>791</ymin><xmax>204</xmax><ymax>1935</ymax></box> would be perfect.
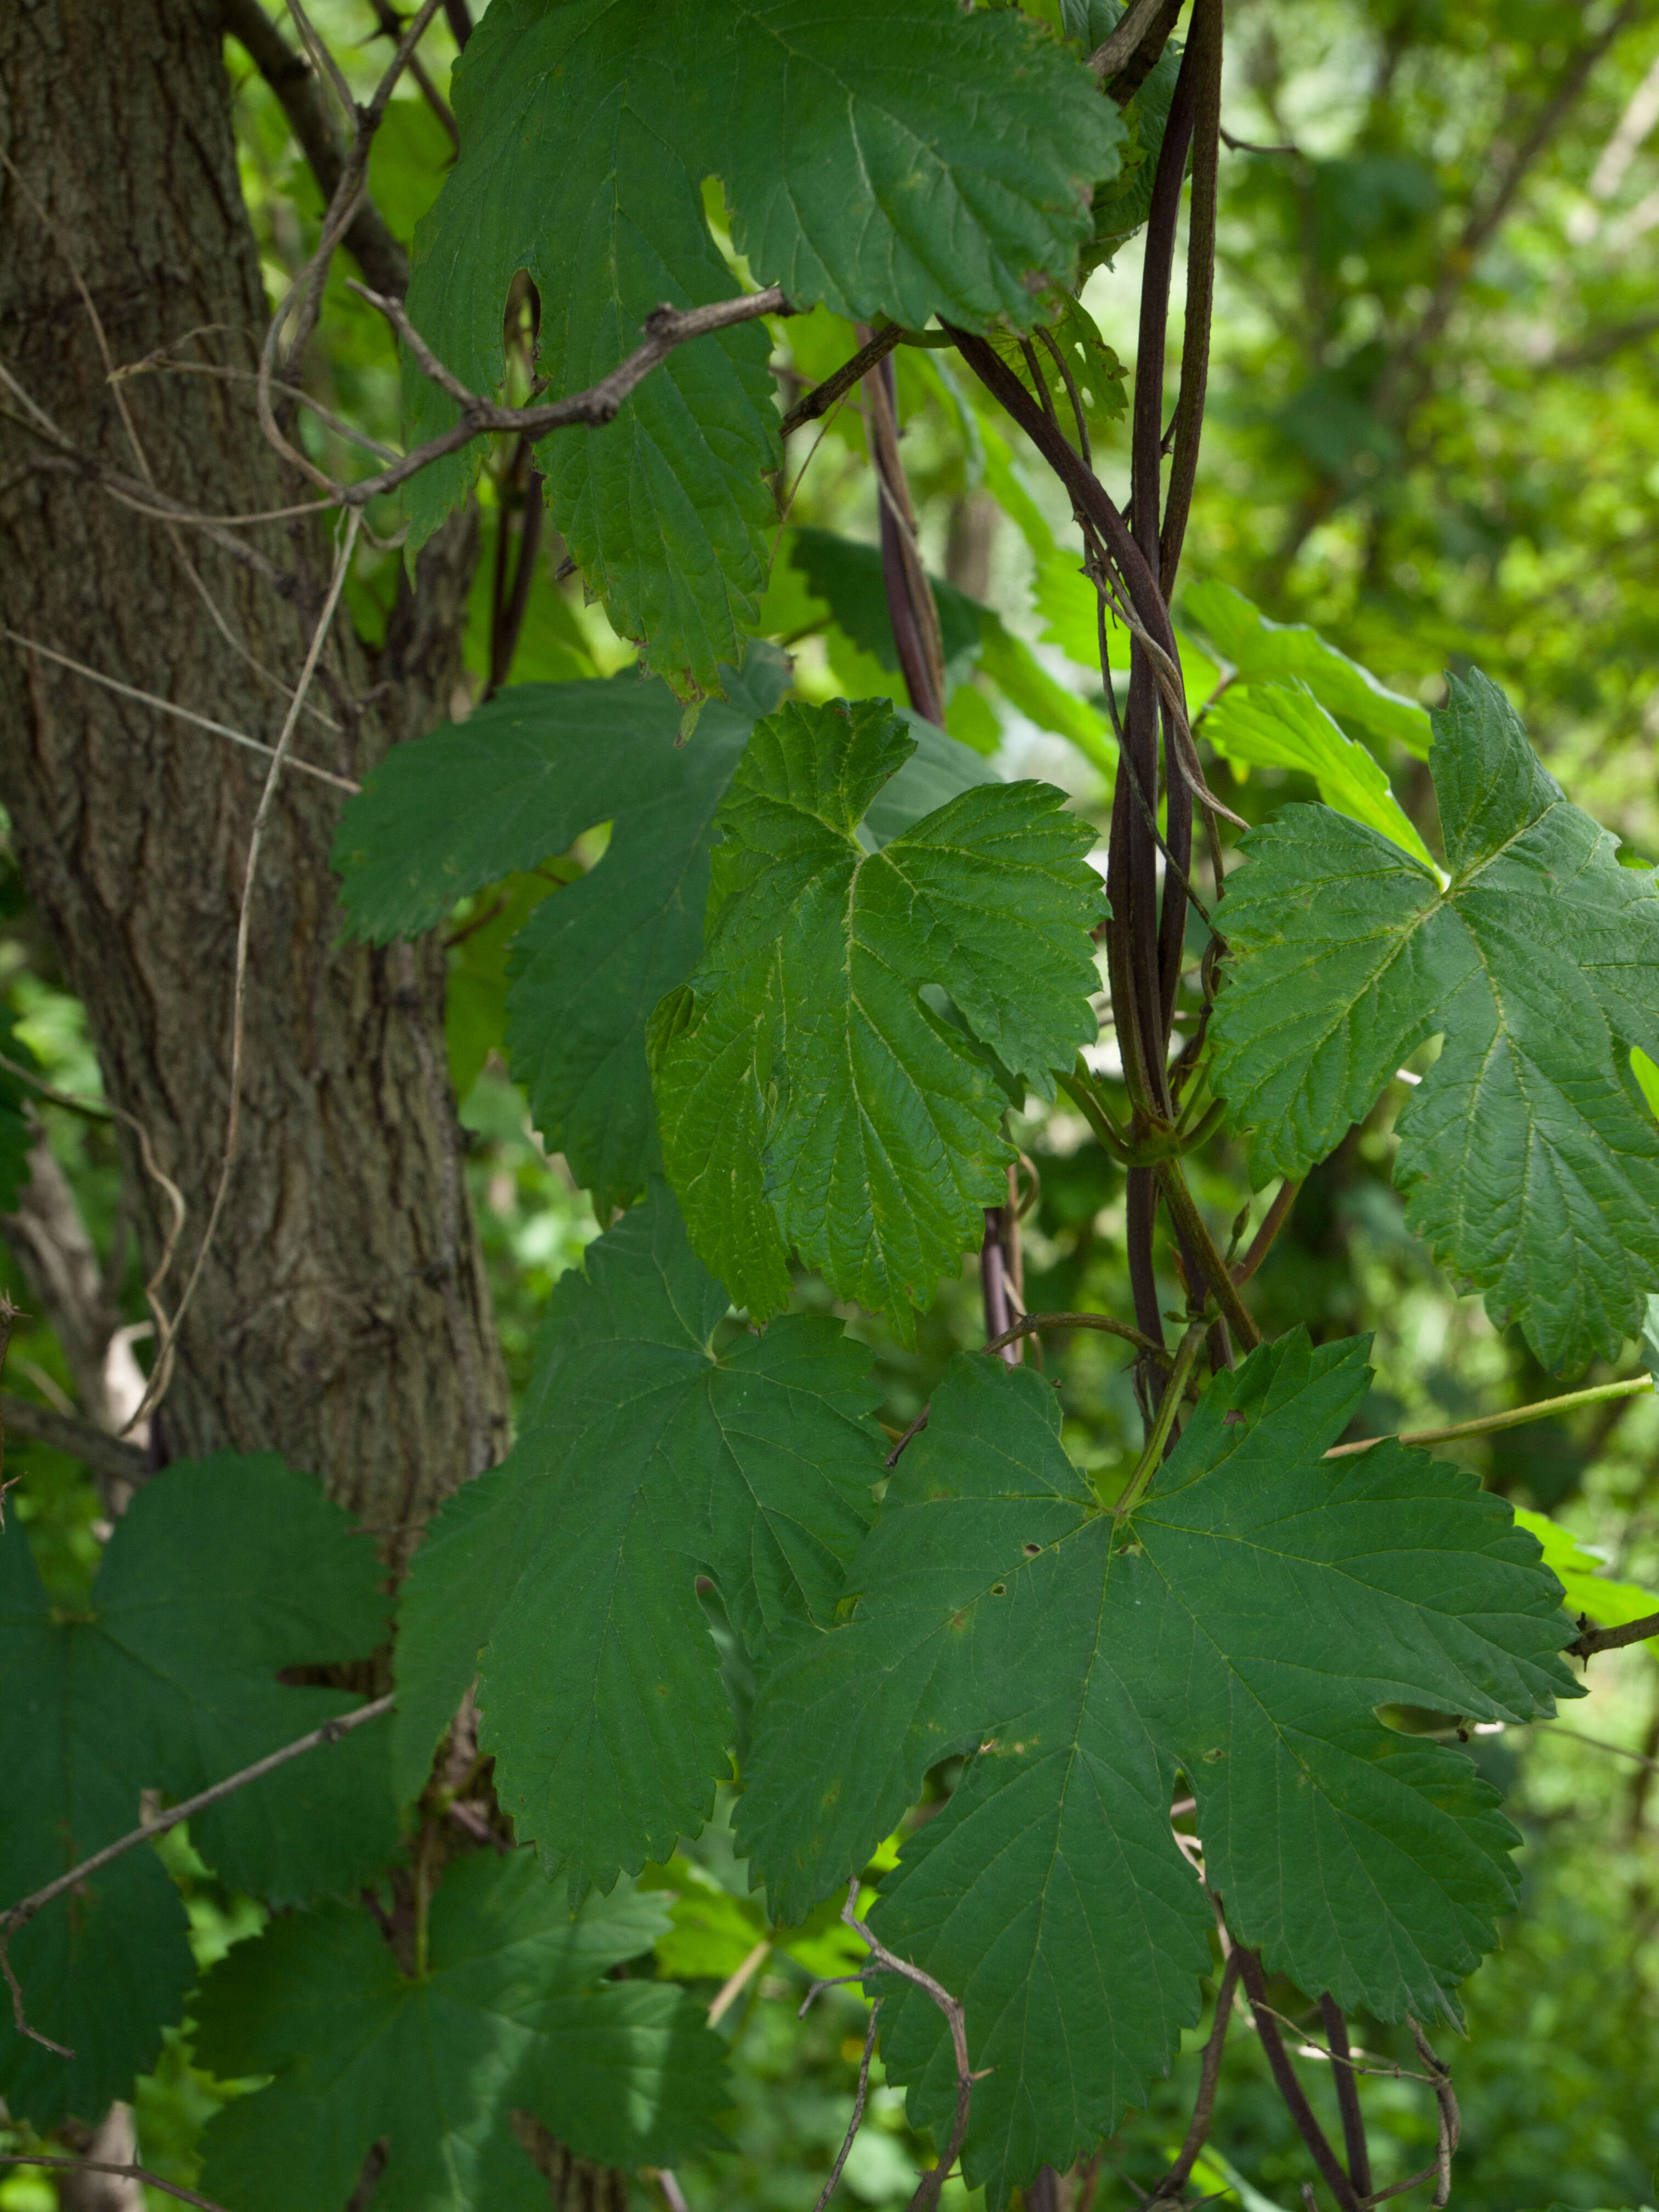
<box><xmin>0</xmin><ymin>0</ymin><xmax>507</xmax><ymax>1541</ymax></box>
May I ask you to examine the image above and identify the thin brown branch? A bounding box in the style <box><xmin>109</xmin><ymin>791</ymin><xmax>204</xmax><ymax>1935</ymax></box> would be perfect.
<box><xmin>0</xmin><ymin>2156</ymin><xmax>230</xmax><ymax>2212</ymax></box>
<box><xmin>1319</xmin><ymin>1995</ymin><xmax>1373</xmax><ymax>2199</ymax></box>
<box><xmin>1568</xmin><ymin>1609</ymin><xmax>1659</xmax><ymax>1660</ymax></box>
<box><xmin>839</xmin><ymin>1883</ymin><xmax>981</xmax><ymax>2212</ymax></box>
<box><xmin>1</xmin><ymin>1392</ymin><xmax>150</xmax><ymax>1490</ymax></box>
<box><xmin>334</xmin><ymin>285</ymin><xmax>793</xmax><ymax>507</ymax></box>
<box><xmin>780</xmin><ymin>325</ymin><xmax>906</xmax><ymax>437</ymax></box>
<box><xmin>1089</xmin><ymin>0</ymin><xmax>1186</xmax><ymax>100</ymax></box>
<box><xmin>1237</xmin><ymin>1951</ymin><xmax>1362</xmax><ymax>2212</ymax></box>
<box><xmin>125</xmin><ymin>515</ymin><xmax>361</xmax><ymax>1430</ymax></box>
<box><xmin>2</xmin><ymin>629</ymin><xmax>359</xmax><ymax>792</ymax></box>
<box><xmin>1406</xmin><ymin>2017</ymin><xmax>1459</xmax><ymax>2209</ymax></box>
<box><xmin>1232</xmin><ymin>1179</ymin><xmax>1299</xmax><ymax>1285</ymax></box>
<box><xmin>0</xmin><ymin>1694</ymin><xmax>396</xmax><ymax>1943</ymax></box>
<box><xmin>812</xmin><ymin>1999</ymin><xmax>883</xmax><ymax>2212</ymax></box>
<box><xmin>1159</xmin><ymin>0</ymin><xmax>1223</xmax><ymax>596</ymax></box>
<box><xmin>1152</xmin><ymin>1949</ymin><xmax>1243</xmax><ymax>2199</ymax></box>
<box><xmin>218</xmin><ymin>0</ymin><xmax>409</xmax><ymax>298</ymax></box>
<box><xmin>1154</xmin><ymin>1161</ymin><xmax>1262</xmax><ymax>1350</ymax></box>
<box><xmin>981</xmin><ymin>1310</ymin><xmax>1172</xmax><ymax>1365</ymax></box>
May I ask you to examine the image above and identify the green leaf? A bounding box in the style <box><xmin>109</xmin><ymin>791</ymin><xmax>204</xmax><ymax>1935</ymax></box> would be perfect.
<box><xmin>1210</xmin><ymin>669</ymin><xmax>1659</xmax><ymax>1370</ymax></box>
<box><xmin>402</xmin><ymin>1</ymin><xmax>1124</xmax><ymax>687</ymax></box>
<box><xmin>0</xmin><ymin>1456</ymin><xmax>397</xmax><ymax>2126</ymax></box>
<box><xmin>738</xmin><ymin>1335</ymin><xmax>1577</xmax><ymax>2202</ymax></box>
<box><xmin>1084</xmin><ymin>29</ymin><xmax>1183</xmax><ymax>269</ymax></box>
<box><xmin>1511</xmin><ymin>1505</ymin><xmax>1659</xmax><ymax>1657</ymax></box>
<box><xmin>194</xmin><ymin>1853</ymin><xmax>727</xmax><ymax>2212</ymax></box>
<box><xmin>787</xmin><ymin>527</ymin><xmax>1113</xmax><ymax>774</ymax></box>
<box><xmin>650</xmin><ymin>699</ymin><xmax>1103</xmax><ymax>1329</ymax></box>
<box><xmin>333</xmin><ymin>654</ymin><xmax>787</xmax><ymax>1211</ymax></box>
<box><xmin>985</xmin><ymin>294</ymin><xmax>1127</xmax><ymax>447</ymax></box>
<box><xmin>1204</xmin><ymin>681</ymin><xmax>1434</xmax><ymax>867</ymax></box>
<box><xmin>1183</xmin><ymin>580</ymin><xmax>1431</xmax><ymax>757</ymax></box>
<box><xmin>391</xmin><ymin>1183</ymin><xmax>885</xmax><ymax>1889</ymax></box>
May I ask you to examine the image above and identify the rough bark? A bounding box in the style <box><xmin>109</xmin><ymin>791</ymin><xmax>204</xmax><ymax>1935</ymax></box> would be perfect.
<box><xmin>0</xmin><ymin>0</ymin><xmax>507</xmax><ymax>1541</ymax></box>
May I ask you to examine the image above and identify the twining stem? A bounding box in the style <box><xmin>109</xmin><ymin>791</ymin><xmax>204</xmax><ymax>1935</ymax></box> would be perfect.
<box><xmin>1152</xmin><ymin>1948</ymin><xmax>1244</xmax><ymax>2199</ymax></box>
<box><xmin>1323</xmin><ymin>1374</ymin><xmax>1652</xmax><ymax>1458</ymax></box>
<box><xmin>1116</xmin><ymin>1325</ymin><xmax>1204</xmax><ymax>1517</ymax></box>
<box><xmin>1232</xmin><ymin>1178</ymin><xmax>1300</xmax><ymax>1285</ymax></box>
<box><xmin>1319</xmin><ymin>1994</ymin><xmax>1374</xmax><ymax>2199</ymax></box>
<box><xmin>982</xmin><ymin>1310</ymin><xmax>1172</xmax><ymax>1366</ymax></box>
<box><xmin>1237</xmin><ymin>1951</ymin><xmax>1363</xmax><ymax>2212</ymax></box>
<box><xmin>1155</xmin><ymin>1161</ymin><xmax>1263</xmax><ymax>1350</ymax></box>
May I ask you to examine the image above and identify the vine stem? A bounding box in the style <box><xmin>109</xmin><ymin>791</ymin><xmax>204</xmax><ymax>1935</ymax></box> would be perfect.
<box><xmin>0</xmin><ymin>1694</ymin><xmax>394</xmax><ymax>2056</ymax></box>
<box><xmin>1324</xmin><ymin>1374</ymin><xmax>1651</xmax><ymax>1458</ymax></box>
<box><xmin>0</xmin><ymin>2157</ymin><xmax>229</xmax><ymax>2212</ymax></box>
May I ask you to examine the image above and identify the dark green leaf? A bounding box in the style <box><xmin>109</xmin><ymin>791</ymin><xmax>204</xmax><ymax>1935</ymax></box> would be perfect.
<box><xmin>1210</xmin><ymin>670</ymin><xmax>1659</xmax><ymax>1370</ymax></box>
<box><xmin>0</xmin><ymin>1456</ymin><xmax>396</xmax><ymax>2126</ymax></box>
<box><xmin>391</xmin><ymin>1183</ymin><xmax>885</xmax><ymax>1889</ymax></box>
<box><xmin>194</xmin><ymin>1853</ymin><xmax>727</xmax><ymax>2212</ymax></box>
<box><xmin>738</xmin><ymin>1335</ymin><xmax>1577</xmax><ymax>2202</ymax></box>
<box><xmin>402</xmin><ymin>0</ymin><xmax>1124</xmax><ymax>687</ymax></box>
<box><xmin>333</xmin><ymin>654</ymin><xmax>786</xmax><ymax>1210</ymax></box>
<box><xmin>650</xmin><ymin>699</ymin><xmax>1103</xmax><ymax>1330</ymax></box>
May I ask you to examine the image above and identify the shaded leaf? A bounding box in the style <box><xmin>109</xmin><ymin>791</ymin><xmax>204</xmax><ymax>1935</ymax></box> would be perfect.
<box><xmin>195</xmin><ymin>1853</ymin><xmax>727</xmax><ymax>2212</ymax></box>
<box><xmin>0</xmin><ymin>1457</ymin><xmax>397</xmax><ymax>2126</ymax></box>
<box><xmin>738</xmin><ymin>1336</ymin><xmax>1577</xmax><ymax>2202</ymax></box>
<box><xmin>334</xmin><ymin>655</ymin><xmax>787</xmax><ymax>1210</ymax></box>
<box><xmin>403</xmin><ymin>0</ymin><xmax>1125</xmax><ymax>689</ymax></box>
<box><xmin>392</xmin><ymin>1184</ymin><xmax>885</xmax><ymax>1889</ymax></box>
<box><xmin>650</xmin><ymin>699</ymin><xmax>1103</xmax><ymax>1330</ymax></box>
<box><xmin>1210</xmin><ymin>669</ymin><xmax>1659</xmax><ymax>1370</ymax></box>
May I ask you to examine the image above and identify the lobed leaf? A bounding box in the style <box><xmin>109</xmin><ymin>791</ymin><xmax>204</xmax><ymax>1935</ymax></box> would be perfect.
<box><xmin>1210</xmin><ymin>669</ymin><xmax>1659</xmax><ymax>1370</ymax></box>
<box><xmin>333</xmin><ymin>654</ymin><xmax>787</xmax><ymax>1210</ymax></box>
<box><xmin>402</xmin><ymin>0</ymin><xmax>1124</xmax><ymax>689</ymax></box>
<box><xmin>650</xmin><ymin>699</ymin><xmax>1104</xmax><ymax>1331</ymax></box>
<box><xmin>738</xmin><ymin>1334</ymin><xmax>1578</xmax><ymax>2202</ymax></box>
<box><xmin>1184</xmin><ymin>579</ymin><xmax>1431</xmax><ymax>756</ymax></box>
<box><xmin>1204</xmin><ymin>679</ymin><xmax>1433</xmax><ymax>865</ymax></box>
<box><xmin>194</xmin><ymin>1853</ymin><xmax>727</xmax><ymax>2212</ymax></box>
<box><xmin>0</xmin><ymin>1457</ymin><xmax>397</xmax><ymax>2126</ymax></box>
<box><xmin>392</xmin><ymin>1183</ymin><xmax>886</xmax><ymax>1889</ymax></box>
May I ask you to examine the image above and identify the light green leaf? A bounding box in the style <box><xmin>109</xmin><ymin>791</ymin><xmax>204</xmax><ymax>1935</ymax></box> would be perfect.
<box><xmin>1210</xmin><ymin>670</ymin><xmax>1659</xmax><ymax>1371</ymax></box>
<box><xmin>1511</xmin><ymin>1505</ymin><xmax>1659</xmax><ymax>1657</ymax></box>
<box><xmin>391</xmin><ymin>1183</ymin><xmax>885</xmax><ymax>1889</ymax></box>
<box><xmin>650</xmin><ymin>699</ymin><xmax>1103</xmax><ymax>1330</ymax></box>
<box><xmin>0</xmin><ymin>1458</ymin><xmax>397</xmax><ymax>2127</ymax></box>
<box><xmin>1205</xmin><ymin>681</ymin><xmax>1434</xmax><ymax>867</ymax></box>
<box><xmin>986</xmin><ymin>294</ymin><xmax>1127</xmax><ymax>447</ymax></box>
<box><xmin>738</xmin><ymin>1335</ymin><xmax>1577</xmax><ymax>2202</ymax></box>
<box><xmin>194</xmin><ymin>1853</ymin><xmax>727</xmax><ymax>2212</ymax></box>
<box><xmin>786</xmin><ymin>524</ymin><xmax>1115</xmax><ymax>776</ymax></box>
<box><xmin>333</xmin><ymin>655</ymin><xmax>786</xmax><ymax>1210</ymax></box>
<box><xmin>404</xmin><ymin>0</ymin><xmax>1125</xmax><ymax>690</ymax></box>
<box><xmin>1183</xmin><ymin>580</ymin><xmax>1431</xmax><ymax>757</ymax></box>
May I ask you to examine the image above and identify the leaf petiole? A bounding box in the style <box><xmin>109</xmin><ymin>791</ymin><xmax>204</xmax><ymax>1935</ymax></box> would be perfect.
<box><xmin>1115</xmin><ymin>1325</ymin><xmax>1205</xmax><ymax>1519</ymax></box>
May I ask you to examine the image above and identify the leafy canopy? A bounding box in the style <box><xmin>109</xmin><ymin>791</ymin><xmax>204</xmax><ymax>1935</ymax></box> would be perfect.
<box><xmin>0</xmin><ymin>1456</ymin><xmax>397</xmax><ymax>2126</ymax></box>
<box><xmin>404</xmin><ymin>0</ymin><xmax>1126</xmax><ymax>690</ymax></box>
<box><xmin>334</xmin><ymin>653</ymin><xmax>787</xmax><ymax>1210</ymax></box>
<box><xmin>392</xmin><ymin>1184</ymin><xmax>886</xmax><ymax>1891</ymax></box>
<box><xmin>1210</xmin><ymin>670</ymin><xmax>1659</xmax><ymax>1370</ymax></box>
<box><xmin>650</xmin><ymin>698</ymin><xmax>1103</xmax><ymax>1330</ymax></box>
<box><xmin>737</xmin><ymin>1336</ymin><xmax>1578</xmax><ymax>2202</ymax></box>
<box><xmin>194</xmin><ymin>1853</ymin><xmax>727</xmax><ymax>2212</ymax></box>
